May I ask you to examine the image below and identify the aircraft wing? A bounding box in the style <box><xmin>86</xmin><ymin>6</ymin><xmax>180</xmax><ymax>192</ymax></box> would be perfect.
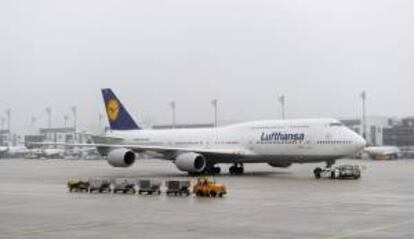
<box><xmin>27</xmin><ymin>141</ymin><xmax>252</xmax><ymax>158</ymax></box>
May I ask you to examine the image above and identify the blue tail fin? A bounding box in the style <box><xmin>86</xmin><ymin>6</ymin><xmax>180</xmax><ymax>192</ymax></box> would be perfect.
<box><xmin>101</xmin><ymin>89</ymin><xmax>141</xmax><ymax>130</ymax></box>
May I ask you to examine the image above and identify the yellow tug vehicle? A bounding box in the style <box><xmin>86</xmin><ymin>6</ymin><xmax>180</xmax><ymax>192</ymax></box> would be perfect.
<box><xmin>193</xmin><ymin>178</ymin><xmax>227</xmax><ymax>197</ymax></box>
<box><xmin>67</xmin><ymin>179</ymin><xmax>89</xmax><ymax>192</ymax></box>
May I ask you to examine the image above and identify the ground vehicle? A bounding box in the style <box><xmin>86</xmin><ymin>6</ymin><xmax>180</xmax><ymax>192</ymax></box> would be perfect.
<box><xmin>332</xmin><ymin>165</ymin><xmax>361</xmax><ymax>179</ymax></box>
<box><xmin>166</xmin><ymin>180</ymin><xmax>191</xmax><ymax>196</ymax></box>
<box><xmin>314</xmin><ymin>164</ymin><xmax>361</xmax><ymax>180</ymax></box>
<box><xmin>88</xmin><ymin>179</ymin><xmax>111</xmax><ymax>193</ymax></box>
<box><xmin>193</xmin><ymin>178</ymin><xmax>226</xmax><ymax>197</ymax></box>
<box><xmin>113</xmin><ymin>178</ymin><xmax>136</xmax><ymax>194</ymax></box>
<box><xmin>138</xmin><ymin>180</ymin><xmax>161</xmax><ymax>195</ymax></box>
<box><xmin>67</xmin><ymin>180</ymin><xmax>89</xmax><ymax>192</ymax></box>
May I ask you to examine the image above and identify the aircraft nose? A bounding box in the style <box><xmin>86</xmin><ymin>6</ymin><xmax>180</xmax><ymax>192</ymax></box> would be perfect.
<box><xmin>355</xmin><ymin>135</ymin><xmax>367</xmax><ymax>149</ymax></box>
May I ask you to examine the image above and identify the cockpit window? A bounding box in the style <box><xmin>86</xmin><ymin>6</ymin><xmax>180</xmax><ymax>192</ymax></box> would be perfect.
<box><xmin>329</xmin><ymin>123</ymin><xmax>344</xmax><ymax>127</ymax></box>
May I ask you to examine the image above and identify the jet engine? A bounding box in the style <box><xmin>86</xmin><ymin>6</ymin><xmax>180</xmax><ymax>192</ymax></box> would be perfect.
<box><xmin>268</xmin><ymin>162</ymin><xmax>292</xmax><ymax>168</ymax></box>
<box><xmin>107</xmin><ymin>148</ymin><xmax>136</xmax><ymax>167</ymax></box>
<box><xmin>174</xmin><ymin>152</ymin><xmax>206</xmax><ymax>173</ymax></box>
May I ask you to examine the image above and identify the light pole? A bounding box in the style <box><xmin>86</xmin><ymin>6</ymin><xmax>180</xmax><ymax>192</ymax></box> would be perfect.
<box><xmin>5</xmin><ymin>109</ymin><xmax>11</xmax><ymax>142</ymax></box>
<box><xmin>211</xmin><ymin>99</ymin><xmax>218</xmax><ymax>127</ymax></box>
<box><xmin>99</xmin><ymin>113</ymin><xmax>104</xmax><ymax>130</ymax></box>
<box><xmin>170</xmin><ymin>101</ymin><xmax>176</xmax><ymax>128</ymax></box>
<box><xmin>31</xmin><ymin>116</ymin><xmax>37</xmax><ymax>128</ymax></box>
<box><xmin>64</xmin><ymin>115</ymin><xmax>69</xmax><ymax>128</ymax></box>
<box><xmin>71</xmin><ymin>106</ymin><xmax>77</xmax><ymax>130</ymax></box>
<box><xmin>278</xmin><ymin>95</ymin><xmax>285</xmax><ymax>119</ymax></box>
<box><xmin>46</xmin><ymin>107</ymin><xmax>52</xmax><ymax>128</ymax></box>
<box><xmin>360</xmin><ymin>91</ymin><xmax>367</xmax><ymax>141</ymax></box>
<box><xmin>45</xmin><ymin>107</ymin><xmax>52</xmax><ymax>141</ymax></box>
<box><xmin>71</xmin><ymin>106</ymin><xmax>77</xmax><ymax>141</ymax></box>
<box><xmin>0</xmin><ymin>117</ymin><xmax>4</xmax><ymax>145</ymax></box>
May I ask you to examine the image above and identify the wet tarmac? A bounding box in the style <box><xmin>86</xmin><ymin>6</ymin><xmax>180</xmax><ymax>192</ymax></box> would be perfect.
<box><xmin>0</xmin><ymin>158</ymin><xmax>413</xmax><ymax>239</ymax></box>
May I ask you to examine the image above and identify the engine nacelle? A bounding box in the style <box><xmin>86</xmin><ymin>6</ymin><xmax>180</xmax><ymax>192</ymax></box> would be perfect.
<box><xmin>107</xmin><ymin>148</ymin><xmax>136</xmax><ymax>167</ymax></box>
<box><xmin>268</xmin><ymin>162</ymin><xmax>292</xmax><ymax>168</ymax></box>
<box><xmin>175</xmin><ymin>152</ymin><xmax>206</xmax><ymax>173</ymax></box>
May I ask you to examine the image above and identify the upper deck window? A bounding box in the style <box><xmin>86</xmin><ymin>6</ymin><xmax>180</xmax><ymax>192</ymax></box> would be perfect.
<box><xmin>329</xmin><ymin>123</ymin><xmax>344</xmax><ymax>127</ymax></box>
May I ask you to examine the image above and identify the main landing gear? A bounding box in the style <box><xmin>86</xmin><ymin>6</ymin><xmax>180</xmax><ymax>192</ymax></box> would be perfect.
<box><xmin>189</xmin><ymin>166</ymin><xmax>221</xmax><ymax>176</ymax></box>
<box><xmin>229</xmin><ymin>163</ymin><xmax>244</xmax><ymax>175</ymax></box>
<box><xmin>206</xmin><ymin>166</ymin><xmax>221</xmax><ymax>175</ymax></box>
<box><xmin>313</xmin><ymin>160</ymin><xmax>335</xmax><ymax>179</ymax></box>
<box><xmin>188</xmin><ymin>164</ymin><xmax>245</xmax><ymax>176</ymax></box>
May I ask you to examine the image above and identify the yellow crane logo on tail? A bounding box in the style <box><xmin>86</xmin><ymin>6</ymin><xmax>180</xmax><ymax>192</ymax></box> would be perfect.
<box><xmin>107</xmin><ymin>99</ymin><xmax>120</xmax><ymax>122</ymax></box>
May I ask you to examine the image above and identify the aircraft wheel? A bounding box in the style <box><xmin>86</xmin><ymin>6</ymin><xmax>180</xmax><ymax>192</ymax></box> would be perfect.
<box><xmin>229</xmin><ymin>164</ymin><xmax>244</xmax><ymax>175</ymax></box>
<box><xmin>214</xmin><ymin>167</ymin><xmax>221</xmax><ymax>175</ymax></box>
<box><xmin>229</xmin><ymin>166</ymin><xmax>236</xmax><ymax>175</ymax></box>
<box><xmin>237</xmin><ymin>166</ymin><xmax>244</xmax><ymax>175</ymax></box>
<box><xmin>314</xmin><ymin>167</ymin><xmax>322</xmax><ymax>179</ymax></box>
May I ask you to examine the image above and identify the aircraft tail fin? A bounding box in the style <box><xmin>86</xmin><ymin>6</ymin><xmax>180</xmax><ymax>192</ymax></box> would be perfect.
<box><xmin>101</xmin><ymin>88</ymin><xmax>141</xmax><ymax>130</ymax></box>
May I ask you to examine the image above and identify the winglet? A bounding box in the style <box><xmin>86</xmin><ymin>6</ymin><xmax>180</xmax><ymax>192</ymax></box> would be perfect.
<box><xmin>101</xmin><ymin>88</ymin><xmax>141</xmax><ymax>130</ymax></box>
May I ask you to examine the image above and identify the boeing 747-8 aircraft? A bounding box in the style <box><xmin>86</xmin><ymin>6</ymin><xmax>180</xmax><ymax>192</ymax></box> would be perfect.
<box><xmin>73</xmin><ymin>89</ymin><xmax>365</xmax><ymax>176</ymax></box>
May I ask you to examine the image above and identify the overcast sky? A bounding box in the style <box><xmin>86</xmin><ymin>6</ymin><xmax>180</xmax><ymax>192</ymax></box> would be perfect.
<box><xmin>1</xmin><ymin>0</ymin><xmax>413</xmax><ymax>133</ymax></box>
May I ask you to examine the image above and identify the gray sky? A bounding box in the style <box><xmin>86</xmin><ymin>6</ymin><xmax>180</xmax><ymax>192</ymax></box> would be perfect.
<box><xmin>1</xmin><ymin>0</ymin><xmax>413</xmax><ymax>133</ymax></box>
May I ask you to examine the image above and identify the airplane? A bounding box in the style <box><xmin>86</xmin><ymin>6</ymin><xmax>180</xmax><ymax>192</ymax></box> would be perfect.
<box><xmin>0</xmin><ymin>142</ymin><xmax>67</xmax><ymax>159</ymax></box>
<box><xmin>33</xmin><ymin>88</ymin><xmax>367</xmax><ymax>176</ymax></box>
<box><xmin>364</xmin><ymin>146</ymin><xmax>401</xmax><ymax>160</ymax></box>
<box><xmin>0</xmin><ymin>146</ymin><xmax>7</xmax><ymax>158</ymax></box>
<box><xmin>0</xmin><ymin>145</ymin><xmax>31</xmax><ymax>158</ymax></box>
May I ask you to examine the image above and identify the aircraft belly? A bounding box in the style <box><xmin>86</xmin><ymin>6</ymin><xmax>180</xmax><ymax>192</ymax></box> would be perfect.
<box><xmin>206</xmin><ymin>154</ymin><xmax>345</xmax><ymax>164</ymax></box>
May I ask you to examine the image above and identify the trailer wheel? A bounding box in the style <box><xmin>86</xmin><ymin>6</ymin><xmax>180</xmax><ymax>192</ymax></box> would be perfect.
<box><xmin>210</xmin><ymin>191</ymin><xmax>217</xmax><ymax>197</ymax></box>
<box><xmin>330</xmin><ymin>171</ymin><xmax>335</xmax><ymax>179</ymax></box>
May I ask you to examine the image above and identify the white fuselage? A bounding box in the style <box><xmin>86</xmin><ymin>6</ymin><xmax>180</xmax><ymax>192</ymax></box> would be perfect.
<box><xmin>106</xmin><ymin>118</ymin><xmax>366</xmax><ymax>164</ymax></box>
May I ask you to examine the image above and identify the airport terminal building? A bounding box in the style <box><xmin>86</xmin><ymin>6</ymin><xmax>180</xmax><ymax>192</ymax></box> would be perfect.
<box><xmin>342</xmin><ymin>116</ymin><xmax>414</xmax><ymax>147</ymax></box>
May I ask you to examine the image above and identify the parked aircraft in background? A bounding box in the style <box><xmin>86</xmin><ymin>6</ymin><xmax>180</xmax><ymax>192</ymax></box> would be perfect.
<box><xmin>0</xmin><ymin>145</ymin><xmax>31</xmax><ymax>158</ymax></box>
<box><xmin>364</xmin><ymin>146</ymin><xmax>401</xmax><ymax>160</ymax></box>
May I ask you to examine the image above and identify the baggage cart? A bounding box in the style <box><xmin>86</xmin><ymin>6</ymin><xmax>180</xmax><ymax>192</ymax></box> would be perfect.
<box><xmin>88</xmin><ymin>179</ymin><xmax>111</xmax><ymax>193</ymax></box>
<box><xmin>166</xmin><ymin>180</ymin><xmax>191</xmax><ymax>196</ymax></box>
<box><xmin>138</xmin><ymin>179</ymin><xmax>162</xmax><ymax>195</ymax></box>
<box><xmin>113</xmin><ymin>178</ymin><xmax>136</xmax><ymax>194</ymax></box>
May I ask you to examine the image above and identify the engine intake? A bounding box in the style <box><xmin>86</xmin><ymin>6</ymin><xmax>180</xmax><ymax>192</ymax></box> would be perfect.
<box><xmin>107</xmin><ymin>148</ymin><xmax>136</xmax><ymax>167</ymax></box>
<box><xmin>175</xmin><ymin>152</ymin><xmax>206</xmax><ymax>173</ymax></box>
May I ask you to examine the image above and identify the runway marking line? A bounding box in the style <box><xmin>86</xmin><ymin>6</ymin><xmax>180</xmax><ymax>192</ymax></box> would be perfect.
<box><xmin>326</xmin><ymin>220</ymin><xmax>414</xmax><ymax>239</ymax></box>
